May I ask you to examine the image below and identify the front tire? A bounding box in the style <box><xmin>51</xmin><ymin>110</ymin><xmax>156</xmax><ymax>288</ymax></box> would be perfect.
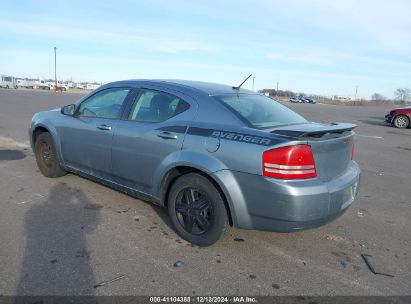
<box><xmin>34</xmin><ymin>132</ymin><xmax>66</xmax><ymax>178</ymax></box>
<box><xmin>393</xmin><ymin>115</ymin><xmax>410</xmax><ymax>128</ymax></box>
<box><xmin>167</xmin><ymin>173</ymin><xmax>229</xmax><ymax>246</ymax></box>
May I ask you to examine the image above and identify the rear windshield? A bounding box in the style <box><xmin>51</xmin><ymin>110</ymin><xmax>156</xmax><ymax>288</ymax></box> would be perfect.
<box><xmin>215</xmin><ymin>94</ymin><xmax>307</xmax><ymax>128</ymax></box>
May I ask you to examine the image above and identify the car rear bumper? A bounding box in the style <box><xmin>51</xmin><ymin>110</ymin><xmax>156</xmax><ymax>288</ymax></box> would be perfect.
<box><xmin>212</xmin><ymin>161</ymin><xmax>360</xmax><ymax>232</ymax></box>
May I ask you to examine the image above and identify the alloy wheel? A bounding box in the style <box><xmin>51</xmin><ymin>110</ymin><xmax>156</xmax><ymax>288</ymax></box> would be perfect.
<box><xmin>395</xmin><ymin>116</ymin><xmax>409</xmax><ymax>128</ymax></box>
<box><xmin>175</xmin><ymin>188</ymin><xmax>213</xmax><ymax>235</ymax></box>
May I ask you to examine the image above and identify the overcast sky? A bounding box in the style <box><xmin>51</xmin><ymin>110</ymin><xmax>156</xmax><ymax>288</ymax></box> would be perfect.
<box><xmin>0</xmin><ymin>0</ymin><xmax>410</xmax><ymax>98</ymax></box>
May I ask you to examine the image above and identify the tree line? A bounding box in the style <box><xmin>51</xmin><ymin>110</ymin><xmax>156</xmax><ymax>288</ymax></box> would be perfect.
<box><xmin>371</xmin><ymin>88</ymin><xmax>411</xmax><ymax>105</ymax></box>
<box><xmin>259</xmin><ymin>88</ymin><xmax>411</xmax><ymax>104</ymax></box>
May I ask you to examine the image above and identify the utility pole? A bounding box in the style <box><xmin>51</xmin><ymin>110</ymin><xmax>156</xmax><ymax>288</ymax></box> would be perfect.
<box><xmin>252</xmin><ymin>76</ymin><xmax>255</xmax><ymax>91</ymax></box>
<box><xmin>276</xmin><ymin>80</ymin><xmax>279</xmax><ymax>97</ymax></box>
<box><xmin>355</xmin><ymin>85</ymin><xmax>358</xmax><ymax>100</ymax></box>
<box><xmin>54</xmin><ymin>47</ymin><xmax>57</xmax><ymax>91</ymax></box>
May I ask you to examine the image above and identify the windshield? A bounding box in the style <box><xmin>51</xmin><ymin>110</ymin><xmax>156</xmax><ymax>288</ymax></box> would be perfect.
<box><xmin>215</xmin><ymin>94</ymin><xmax>307</xmax><ymax>128</ymax></box>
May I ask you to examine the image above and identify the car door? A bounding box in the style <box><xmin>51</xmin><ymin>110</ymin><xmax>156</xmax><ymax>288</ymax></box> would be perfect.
<box><xmin>59</xmin><ymin>87</ymin><xmax>132</xmax><ymax>179</ymax></box>
<box><xmin>111</xmin><ymin>88</ymin><xmax>196</xmax><ymax>195</ymax></box>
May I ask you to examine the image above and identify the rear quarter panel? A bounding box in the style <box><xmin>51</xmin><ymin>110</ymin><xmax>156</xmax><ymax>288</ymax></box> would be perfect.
<box><xmin>177</xmin><ymin>94</ymin><xmax>300</xmax><ymax>176</ymax></box>
<box><xmin>182</xmin><ymin>124</ymin><xmax>292</xmax><ymax>175</ymax></box>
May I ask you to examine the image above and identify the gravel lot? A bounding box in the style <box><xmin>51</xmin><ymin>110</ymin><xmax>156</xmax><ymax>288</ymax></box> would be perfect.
<box><xmin>0</xmin><ymin>89</ymin><xmax>410</xmax><ymax>296</ymax></box>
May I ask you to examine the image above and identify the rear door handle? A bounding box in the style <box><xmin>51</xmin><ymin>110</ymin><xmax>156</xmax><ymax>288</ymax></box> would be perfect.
<box><xmin>157</xmin><ymin>131</ymin><xmax>178</xmax><ymax>140</ymax></box>
<box><xmin>97</xmin><ymin>124</ymin><xmax>112</xmax><ymax>131</ymax></box>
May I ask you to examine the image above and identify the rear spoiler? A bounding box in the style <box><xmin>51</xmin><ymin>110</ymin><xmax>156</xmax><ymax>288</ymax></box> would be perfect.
<box><xmin>270</xmin><ymin>122</ymin><xmax>356</xmax><ymax>139</ymax></box>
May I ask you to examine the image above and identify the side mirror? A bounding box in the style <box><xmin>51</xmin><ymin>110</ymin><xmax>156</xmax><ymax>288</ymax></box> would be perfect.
<box><xmin>61</xmin><ymin>104</ymin><xmax>76</xmax><ymax>116</ymax></box>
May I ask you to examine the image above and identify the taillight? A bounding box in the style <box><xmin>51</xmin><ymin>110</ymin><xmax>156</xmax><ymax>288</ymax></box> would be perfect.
<box><xmin>263</xmin><ymin>145</ymin><xmax>317</xmax><ymax>179</ymax></box>
<box><xmin>351</xmin><ymin>143</ymin><xmax>355</xmax><ymax>160</ymax></box>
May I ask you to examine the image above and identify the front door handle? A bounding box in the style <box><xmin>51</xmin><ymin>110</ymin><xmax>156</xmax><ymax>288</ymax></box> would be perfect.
<box><xmin>157</xmin><ymin>131</ymin><xmax>178</xmax><ymax>140</ymax></box>
<box><xmin>97</xmin><ymin>124</ymin><xmax>112</xmax><ymax>131</ymax></box>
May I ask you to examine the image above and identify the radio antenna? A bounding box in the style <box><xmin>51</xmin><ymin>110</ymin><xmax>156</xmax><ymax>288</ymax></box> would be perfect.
<box><xmin>232</xmin><ymin>74</ymin><xmax>252</xmax><ymax>90</ymax></box>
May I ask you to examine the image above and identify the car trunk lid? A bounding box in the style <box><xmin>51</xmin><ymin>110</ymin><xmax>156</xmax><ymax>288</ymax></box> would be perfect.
<box><xmin>268</xmin><ymin>122</ymin><xmax>356</xmax><ymax>181</ymax></box>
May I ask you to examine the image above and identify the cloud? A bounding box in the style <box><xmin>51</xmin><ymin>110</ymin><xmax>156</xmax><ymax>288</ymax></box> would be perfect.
<box><xmin>265</xmin><ymin>52</ymin><xmax>335</xmax><ymax>66</ymax></box>
<box><xmin>150</xmin><ymin>39</ymin><xmax>217</xmax><ymax>54</ymax></box>
<box><xmin>1</xmin><ymin>0</ymin><xmax>410</xmax><ymax>97</ymax></box>
<box><xmin>0</xmin><ymin>19</ymin><xmax>219</xmax><ymax>54</ymax></box>
<box><xmin>260</xmin><ymin>0</ymin><xmax>411</xmax><ymax>53</ymax></box>
<box><xmin>265</xmin><ymin>49</ymin><xmax>411</xmax><ymax>69</ymax></box>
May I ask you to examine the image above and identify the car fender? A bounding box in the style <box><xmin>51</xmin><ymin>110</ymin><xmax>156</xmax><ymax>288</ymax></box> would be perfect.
<box><xmin>210</xmin><ymin>169</ymin><xmax>252</xmax><ymax>228</ymax></box>
<box><xmin>152</xmin><ymin>149</ymin><xmax>228</xmax><ymax>197</ymax></box>
<box><xmin>151</xmin><ymin>150</ymin><xmax>247</xmax><ymax>227</ymax></box>
<box><xmin>392</xmin><ymin>111</ymin><xmax>411</xmax><ymax>125</ymax></box>
<box><xmin>30</xmin><ymin>119</ymin><xmax>64</xmax><ymax>165</ymax></box>
<box><xmin>396</xmin><ymin>111</ymin><xmax>411</xmax><ymax>119</ymax></box>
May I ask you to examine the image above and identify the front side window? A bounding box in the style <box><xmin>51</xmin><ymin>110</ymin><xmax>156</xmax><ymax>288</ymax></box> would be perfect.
<box><xmin>78</xmin><ymin>88</ymin><xmax>130</xmax><ymax>119</ymax></box>
<box><xmin>215</xmin><ymin>94</ymin><xmax>307</xmax><ymax>128</ymax></box>
<box><xmin>128</xmin><ymin>89</ymin><xmax>190</xmax><ymax>122</ymax></box>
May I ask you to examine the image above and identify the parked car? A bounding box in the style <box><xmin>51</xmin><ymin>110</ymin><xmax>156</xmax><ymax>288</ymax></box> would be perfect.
<box><xmin>385</xmin><ymin>107</ymin><xmax>411</xmax><ymax>128</ymax></box>
<box><xmin>289</xmin><ymin>97</ymin><xmax>301</xmax><ymax>103</ymax></box>
<box><xmin>304</xmin><ymin>97</ymin><xmax>316</xmax><ymax>104</ymax></box>
<box><xmin>76</xmin><ymin>83</ymin><xmax>85</xmax><ymax>89</ymax></box>
<box><xmin>29</xmin><ymin>80</ymin><xmax>360</xmax><ymax>246</ymax></box>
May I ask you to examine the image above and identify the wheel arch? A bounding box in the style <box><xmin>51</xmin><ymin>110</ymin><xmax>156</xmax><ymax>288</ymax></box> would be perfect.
<box><xmin>32</xmin><ymin>125</ymin><xmax>50</xmax><ymax>146</ymax></box>
<box><xmin>31</xmin><ymin>123</ymin><xmax>64</xmax><ymax>163</ymax></box>
<box><xmin>395</xmin><ymin>113</ymin><xmax>411</xmax><ymax>118</ymax></box>
<box><xmin>159</xmin><ymin>165</ymin><xmax>234</xmax><ymax>226</ymax></box>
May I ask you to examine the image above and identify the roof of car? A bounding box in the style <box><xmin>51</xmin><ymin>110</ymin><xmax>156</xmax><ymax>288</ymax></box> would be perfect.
<box><xmin>106</xmin><ymin>79</ymin><xmax>257</xmax><ymax>96</ymax></box>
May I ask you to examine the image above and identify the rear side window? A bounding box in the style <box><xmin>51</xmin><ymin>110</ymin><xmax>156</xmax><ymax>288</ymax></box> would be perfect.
<box><xmin>215</xmin><ymin>94</ymin><xmax>307</xmax><ymax>128</ymax></box>
<box><xmin>128</xmin><ymin>89</ymin><xmax>190</xmax><ymax>122</ymax></box>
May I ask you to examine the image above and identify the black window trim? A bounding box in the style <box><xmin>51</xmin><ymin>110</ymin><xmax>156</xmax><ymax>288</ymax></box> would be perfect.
<box><xmin>122</xmin><ymin>87</ymin><xmax>191</xmax><ymax>124</ymax></box>
<box><xmin>212</xmin><ymin>94</ymin><xmax>255</xmax><ymax>129</ymax></box>
<box><xmin>120</xmin><ymin>88</ymin><xmax>140</xmax><ymax>120</ymax></box>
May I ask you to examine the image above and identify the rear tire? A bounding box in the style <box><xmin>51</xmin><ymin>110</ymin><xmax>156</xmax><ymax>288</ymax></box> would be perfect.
<box><xmin>393</xmin><ymin>115</ymin><xmax>409</xmax><ymax>128</ymax></box>
<box><xmin>167</xmin><ymin>173</ymin><xmax>229</xmax><ymax>246</ymax></box>
<box><xmin>34</xmin><ymin>132</ymin><xmax>66</xmax><ymax>178</ymax></box>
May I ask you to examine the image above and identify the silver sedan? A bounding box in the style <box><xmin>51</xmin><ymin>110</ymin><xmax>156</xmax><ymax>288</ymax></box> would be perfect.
<box><xmin>29</xmin><ymin>80</ymin><xmax>360</xmax><ymax>246</ymax></box>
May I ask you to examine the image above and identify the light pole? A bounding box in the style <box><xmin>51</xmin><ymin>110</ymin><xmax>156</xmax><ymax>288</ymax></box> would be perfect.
<box><xmin>252</xmin><ymin>76</ymin><xmax>255</xmax><ymax>91</ymax></box>
<box><xmin>54</xmin><ymin>47</ymin><xmax>57</xmax><ymax>91</ymax></box>
<box><xmin>276</xmin><ymin>80</ymin><xmax>279</xmax><ymax>97</ymax></box>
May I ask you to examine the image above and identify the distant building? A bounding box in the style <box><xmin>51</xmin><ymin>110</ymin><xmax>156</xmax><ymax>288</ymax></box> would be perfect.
<box><xmin>332</xmin><ymin>95</ymin><xmax>361</xmax><ymax>101</ymax></box>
